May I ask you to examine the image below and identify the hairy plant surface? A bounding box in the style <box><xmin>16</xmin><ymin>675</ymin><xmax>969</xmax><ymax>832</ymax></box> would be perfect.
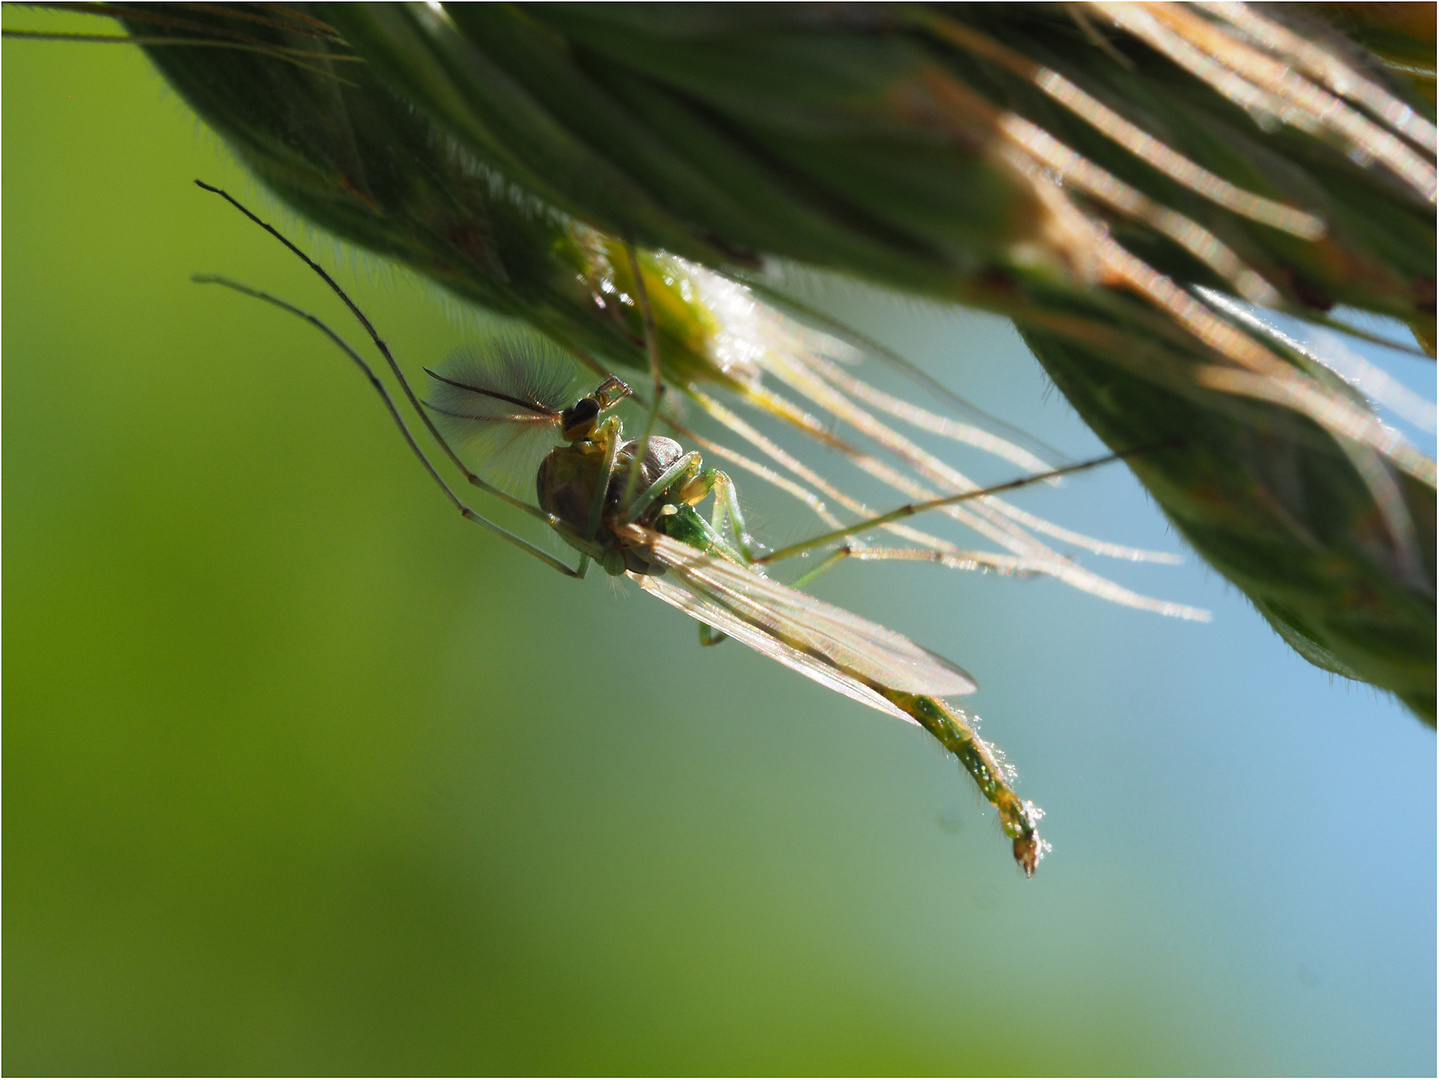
<box><xmin>13</xmin><ymin>1</ymin><xmax>1434</xmax><ymax>720</ymax></box>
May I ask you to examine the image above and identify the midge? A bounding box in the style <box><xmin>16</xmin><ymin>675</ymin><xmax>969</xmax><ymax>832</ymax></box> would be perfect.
<box><xmin>193</xmin><ymin>181</ymin><xmax>1132</xmax><ymax>875</ymax></box>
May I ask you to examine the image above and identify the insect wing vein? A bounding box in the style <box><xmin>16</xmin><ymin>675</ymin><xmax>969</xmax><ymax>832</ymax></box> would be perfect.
<box><xmin>626</xmin><ymin>527</ymin><xmax>977</xmax><ymax>698</ymax></box>
<box><xmin>634</xmin><ymin>573</ymin><xmax>916</xmax><ymax>723</ymax></box>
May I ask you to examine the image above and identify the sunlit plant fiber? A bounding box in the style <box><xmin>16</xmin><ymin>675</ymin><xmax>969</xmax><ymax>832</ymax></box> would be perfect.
<box><xmin>10</xmin><ymin>2</ymin><xmax>1435</xmax><ymax>723</ymax></box>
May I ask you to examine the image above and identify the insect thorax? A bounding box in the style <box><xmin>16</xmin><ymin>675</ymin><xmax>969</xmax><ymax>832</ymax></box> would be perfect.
<box><xmin>537</xmin><ymin>436</ymin><xmax>685</xmax><ymax>576</ymax></box>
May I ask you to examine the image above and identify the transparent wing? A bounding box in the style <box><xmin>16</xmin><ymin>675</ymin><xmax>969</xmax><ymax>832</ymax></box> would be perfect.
<box><xmin>621</xmin><ymin>525</ymin><xmax>977</xmax><ymax>699</ymax></box>
<box><xmin>636</xmin><ymin>572</ymin><xmax>917</xmax><ymax>723</ymax></box>
<box><xmin>424</xmin><ymin>335</ymin><xmax>589</xmax><ymax>498</ymax></box>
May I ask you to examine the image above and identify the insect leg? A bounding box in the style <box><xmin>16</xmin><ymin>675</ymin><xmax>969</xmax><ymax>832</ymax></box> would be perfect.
<box><xmin>583</xmin><ymin>415</ymin><xmax>625</xmax><ymax>542</ymax></box>
<box><xmin>194</xmin><ymin>275</ymin><xmax>585</xmax><ymax>578</ymax></box>
<box><xmin>195</xmin><ymin>180</ymin><xmax>566</xmax><ymax>531</ymax></box>
<box><xmin>755</xmin><ymin>447</ymin><xmax>1153</xmax><ymax>567</ymax></box>
<box><xmin>701</xmin><ymin>471</ymin><xmax>762</xmax><ymax>563</ymax></box>
<box><xmin>785</xmin><ymin>546</ymin><xmax>854</xmax><ymax>590</ymax></box>
<box><xmin>619</xmin><ymin>451</ymin><xmax>703</xmax><ymax>526</ymax></box>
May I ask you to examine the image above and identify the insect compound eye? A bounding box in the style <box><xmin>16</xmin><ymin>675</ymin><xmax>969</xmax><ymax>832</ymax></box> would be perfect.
<box><xmin>560</xmin><ymin>397</ymin><xmax>601</xmax><ymax>441</ymax></box>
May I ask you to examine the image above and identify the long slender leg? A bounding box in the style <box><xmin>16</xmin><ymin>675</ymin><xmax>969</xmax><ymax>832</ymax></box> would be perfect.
<box><xmin>195</xmin><ymin>180</ymin><xmax>565</xmax><ymax>531</ymax></box>
<box><xmin>621</xmin><ymin>238</ymin><xmax>665</xmax><ymax>505</ymax></box>
<box><xmin>689</xmin><ymin>480</ymin><xmax>750</xmax><ymax>649</ymax></box>
<box><xmin>680</xmin><ymin>479</ymin><xmax>750</xmax><ymax>647</ymax></box>
<box><xmin>620</xmin><ymin>451</ymin><xmax>704</xmax><ymax>526</ymax></box>
<box><xmin>638</xmin><ymin>461</ymin><xmax>763</xmax><ymax>565</ymax></box>
<box><xmin>583</xmin><ymin>416</ymin><xmax>625</xmax><ymax>542</ymax></box>
<box><xmin>194</xmin><ymin>275</ymin><xmax>584</xmax><ymax>578</ymax></box>
<box><xmin>786</xmin><ymin>546</ymin><xmax>853</xmax><ymax>590</ymax></box>
<box><xmin>755</xmin><ymin>446</ymin><xmax>1163</xmax><ymax>566</ymax></box>
<box><xmin>700</xmin><ymin>471</ymin><xmax>762</xmax><ymax>563</ymax></box>
<box><xmin>782</xmin><ymin>539</ymin><xmax>1010</xmax><ymax>592</ymax></box>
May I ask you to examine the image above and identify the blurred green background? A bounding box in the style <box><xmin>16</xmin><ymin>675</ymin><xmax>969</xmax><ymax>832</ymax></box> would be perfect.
<box><xmin>5</xmin><ymin>33</ymin><xmax>1434</xmax><ymax>1076</ymax></box>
